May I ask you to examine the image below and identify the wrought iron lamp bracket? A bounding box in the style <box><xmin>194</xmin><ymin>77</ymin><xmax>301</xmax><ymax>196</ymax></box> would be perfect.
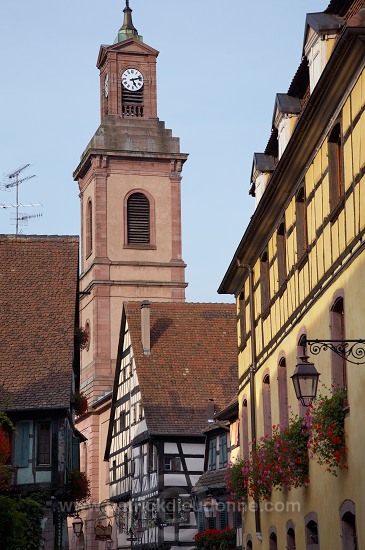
<box><xmin>303</xmin><ymin>338</ymin><xmax>365</xmax><ymax>365</ymax></box>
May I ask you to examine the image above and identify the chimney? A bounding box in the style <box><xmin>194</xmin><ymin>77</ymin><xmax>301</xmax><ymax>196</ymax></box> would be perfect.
<box><xmin>141</xmin><ymin>301</ymin><xmax>151</xmax><ymax>355</ymax></box>
<box><xmin>206</xmin><ymin>399</ymin><xmax>215</xmax><ymax>423</ymax></box>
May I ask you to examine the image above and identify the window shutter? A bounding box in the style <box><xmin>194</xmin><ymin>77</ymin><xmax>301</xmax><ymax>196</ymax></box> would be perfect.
<box><xmin>14</xmin><ymin>421</ymin><xmax>30</xmax><ymax>468</ymax></box>
<box><xmin>72</xmin><ymin>436</ymin><xmax>80</xmax><ymax>471</ymax></box>
<box><xmin>127</xmin><ymin>193</ymin><xmax>150</xmax><ymax>245</ymax></box>
<box><xmin>219</xmin><ymin>501</ymin><xmax>228</xmax><ymax>529</ymax></box>
<box><xmin>197</xmin><ymin>505</ymin><xmax>205</xmax><ymax>532</ymax></box>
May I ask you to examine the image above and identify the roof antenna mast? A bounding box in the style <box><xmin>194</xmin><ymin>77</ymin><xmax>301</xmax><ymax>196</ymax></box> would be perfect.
<box><xmin>0</xmin><ymin>164</ymin><xmax>42</xmax><ymax>235</ymax></box>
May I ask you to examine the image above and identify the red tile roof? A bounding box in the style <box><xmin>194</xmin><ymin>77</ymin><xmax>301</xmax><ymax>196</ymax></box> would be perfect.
<box><xmin>125</xmin><ymin>302</ymin><xmax>237</xmax><ymax>436</ymax></box>
<box><xmin>0</xmin><ymin>235</ymin><xmax>79</xmax><ymax>410</ymax></box>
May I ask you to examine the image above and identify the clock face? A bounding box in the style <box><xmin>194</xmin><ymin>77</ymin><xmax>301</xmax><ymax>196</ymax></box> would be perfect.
<box><xmin>122</xmin><ymin>68</ymin><xmax>144</xmax><ymax>91</ymax></box>
<box><xmin>104</xmin><ymin>74</ymin><xmax>109</xmax><ymax>97</ymax></box>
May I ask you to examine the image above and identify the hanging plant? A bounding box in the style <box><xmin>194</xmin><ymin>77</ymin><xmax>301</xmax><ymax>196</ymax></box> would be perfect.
<box><xmin>73</xmin><ymin>391</ymin><xmax>88</xmax><ymax>416</ymax></box>
<box><xmin>231</xmin><ymin>416</ymin><xmax>309</xmax><ymax>501</ymax></box>
<box><xmin>74</xmin><ymin>326</ymin><xmax>89</xmax><ymax>350</ymax></box>
<box><xmin>65</xmin><ymin>470</ymin><xmax>91</xmax><ymax>503</ymax></box>
<box><xmin>225</xmin><ymin>459</ymin><xmax>248</xmax><ymax>503</ymax></box>
<box><xmin>305</xmin><ymin>386</ymin><xmax>347</xmax><ymax>475</ymax></box>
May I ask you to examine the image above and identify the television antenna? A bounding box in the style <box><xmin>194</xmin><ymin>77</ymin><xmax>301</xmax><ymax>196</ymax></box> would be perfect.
<box><xmin>1</xmin><ymin>164</ymin><xmax>42</xmax><ymax>234</ymax></box>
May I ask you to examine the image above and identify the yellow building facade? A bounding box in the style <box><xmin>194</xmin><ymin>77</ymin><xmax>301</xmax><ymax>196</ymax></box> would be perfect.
<box><xmin>219</xmin><ymin>2</ymin><xmax>365</xmax><ymax>549</ymax></box>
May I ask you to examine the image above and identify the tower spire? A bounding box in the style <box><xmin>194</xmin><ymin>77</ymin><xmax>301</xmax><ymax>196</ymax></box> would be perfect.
<box><xmin>114</xmin><ymin>0</ymin><xmax>143</xmax><ymax>43</ymax></box>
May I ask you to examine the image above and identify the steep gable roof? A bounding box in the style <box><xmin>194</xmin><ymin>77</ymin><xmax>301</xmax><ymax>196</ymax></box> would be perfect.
<box><xmin>0</xmin><ymin>235</ymin><xmax>79</xmax><ymax>410</ymax></box>
<box><xmin>123</xmin><ymin>302</ymin><xmax>237</xmax><ymax>437</ymax></box>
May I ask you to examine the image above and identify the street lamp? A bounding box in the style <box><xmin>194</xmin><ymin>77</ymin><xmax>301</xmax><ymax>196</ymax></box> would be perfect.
<box><xmin>291</xmin><ymin>354</ymin><xmax>320</xmax><ymax>407</ymax></box>
<box><xmin>72</xmin><ymin>513</ymin><xmax>84</xmax><ymax>538</ymax></box>
<box><xmin>203</xmin><ymin>494</ymin><xmax>218</xmax><ymax>528</ymax></box>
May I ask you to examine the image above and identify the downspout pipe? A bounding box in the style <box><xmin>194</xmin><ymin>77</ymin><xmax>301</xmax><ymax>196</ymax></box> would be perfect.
<box><xmin>237</xmin><ymin>261</ymin><xmax>262</xmax><ymax>541</ymax></box>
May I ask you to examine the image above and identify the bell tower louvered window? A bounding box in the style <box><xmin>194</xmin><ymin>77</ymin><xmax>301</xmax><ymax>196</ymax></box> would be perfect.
<box><xmin>127</xmin><ymin>192</ymin><xmax>150</xmax><ymax>245</ymax></box>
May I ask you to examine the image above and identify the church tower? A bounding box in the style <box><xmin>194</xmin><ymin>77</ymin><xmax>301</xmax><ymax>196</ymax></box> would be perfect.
<box><xmin>74</xmin><ymin>1</ymin><xmax>188</xmax><ymax>403</ymax></box>
<box><xmin>73</xmin><ymin>4</ymin><xmax>188</xmax><ymax>544</ymax></box>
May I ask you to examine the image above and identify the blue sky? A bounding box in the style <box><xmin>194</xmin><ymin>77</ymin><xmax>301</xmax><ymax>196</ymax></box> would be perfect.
<box><xmin>0</xmin><ymin>0</ymin><xmax>328</xmax><ymax>302</ymax></box>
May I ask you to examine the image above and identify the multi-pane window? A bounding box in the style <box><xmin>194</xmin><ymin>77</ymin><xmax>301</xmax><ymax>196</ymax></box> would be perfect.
<box><xmin>164</xmin><ymin>457</ymin><xmax>182</xmax><ymax>471</ymax></box>
<box><xmin>37</xmin><ymin>422</ymin><xmax>51</xmax><ymax>465</ymax></box>
<box><xmin>148</xmin><ymin>443</ymin><xmax>157</xmax><ymax>472</ymax></box>
<box><xmin>219</xmin><ymin>434</ymin><xmax>228</xmax><ymax>469</ymax></box>
<box><xmin>208</xmin><ymin>439</ymin><xmax>216</xmax><ymax>471</ymax></box>
<box><xmin>127</xmin><ymin>192</ymin><xmax>150</xmax><ymax>245</ymax></box>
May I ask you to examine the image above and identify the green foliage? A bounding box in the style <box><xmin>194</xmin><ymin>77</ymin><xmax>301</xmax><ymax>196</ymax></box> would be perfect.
<box><xmin>0</xmin><ymin>412</ymin><xmax>14</xmax><ymax>431</ymax></box>
<box><xmin>225</xmin><ymin>458</ymin><xmax>247</xmax><ymax>503</ymax></box>
<box><xmin>306</xmin><ymin>386</ymin><xmax>347</xmax><ymax>475</ymax></box>
<box><xmin>0</xmin><ymin>495</ymin><xmax>44</xmax><ymax>550</ymax></box>
<box><xmin>66</xmin><ymin>469</ymin><xmax>91</xmax><ymax>503</ymax></box>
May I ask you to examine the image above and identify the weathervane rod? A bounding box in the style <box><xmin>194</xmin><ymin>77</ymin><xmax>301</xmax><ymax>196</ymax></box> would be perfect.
<box><xmin>126</xmin><ymin>0</ymin><xmax>130</xmax><ymax>8</ymax></box>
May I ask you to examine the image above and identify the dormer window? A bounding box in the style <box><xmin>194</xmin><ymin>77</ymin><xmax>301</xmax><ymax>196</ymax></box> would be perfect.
<box><xmin>303</xmin><ymin>13</ymin><xmax>344</xmax><ymax>93</ymax></box>
<box><xmin>273</xmin><ymin>94</ymin><xmax>301</xmax><ymax>158</ymax></box>
<box><xmin>250</xmin><ymin>153</ymin><xmax>276</xmax><ymax>207</ymax></box>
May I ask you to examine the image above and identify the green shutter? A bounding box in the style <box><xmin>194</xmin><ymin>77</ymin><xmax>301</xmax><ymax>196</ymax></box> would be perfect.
<box><xmin>14</xmin><ymin>421</ymin><xmax>30</xmax><ymax>468</ymax></box>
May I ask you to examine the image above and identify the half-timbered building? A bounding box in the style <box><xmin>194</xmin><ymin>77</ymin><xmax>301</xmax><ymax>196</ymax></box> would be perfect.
<box><xmin>0</xmin><ymin>235</ymin><xmax>84</xmax><ymax>550</ymax></box>
<box><xmin>105</xmin><ymin>301</ymin><xmax>237</xmax><ymax>550</ymax></box>
<box><xmin>192</xmin><ymin>398</ymin><xmax>242</xmax><ymax>545</ymax></box>
<box><xmin>219</xmin><ymin>1</ymin><xmax>365</xmax><ymax>547</ymax></box>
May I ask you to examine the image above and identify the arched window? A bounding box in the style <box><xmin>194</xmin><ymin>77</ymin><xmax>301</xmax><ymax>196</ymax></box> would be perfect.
<box><xmin>86</xmin><ymin>199</ymin><xmax>93</xmax><ymax>257</ymax></box>
<box><xmin>246</xmin><ymin>536</ymin><xmax>253</xmax><ymax>550</ymax></box>
<box><xmin>127</xmin><ymin>192</ymin><xmax>150</xmax><ymax>245</ymax></box>
<box><xmin>278</xmin><ymin>356</ymin><xmax>289</xmax><ymax>428</ymax></box>
<box><xmin>262</xmin><ymin>373</ymin><xmax>272</xmax><ymax>437</ymax></box>
<box><xmin>241</xmin><ymin>398</ymin><xmax>249</xmax><ymax>459</ymax></box>
<box><xmin>286</xmin><ymin>521</ymin><xmax>296</xmax><ymax>550</ymax></box>
<box><xmin>330</xmin><ymin>294</ymin><xmax>347</xmax><ymax>391</ymax></box>
<box><xmin>305</xmin><ymin>513</ymin><xmax>320</xmax><ymax>550</ymax></box>
<box><xmin>260</xmin><ymin>250</ymin><xmax>270</xmax><ymax>313</ymax></box>
<box><xmin>328</xmin><ymin>120</ymin><xmax>344</xmax><ymax>211</ymax></box>
<box><xmin>269</xmin><ymin>530</ymin><xmax>278</xmax><ymax>550</ymax></box>
<box><xmin>340</xmin><ymin>500</ymin><xmax>357</xmax><ymax>550</ymax></box>
<box><xmin>296</xmin><ymin>186</ymin><xmax>308</xmax><ymax>263</ymax></box>
<box><xmin>276</xmin><ymin>221</ymin><xmax>286</xmax><ymax>288</ymax></box>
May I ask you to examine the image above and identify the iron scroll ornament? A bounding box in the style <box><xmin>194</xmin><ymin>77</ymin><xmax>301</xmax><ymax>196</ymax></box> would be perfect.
<box><xmin>303</xmin><ymin>339</ymin><xmax>365</xmax><ymax>365</ymax></box>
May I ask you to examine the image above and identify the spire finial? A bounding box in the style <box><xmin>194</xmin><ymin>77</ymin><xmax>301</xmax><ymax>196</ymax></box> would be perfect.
<box><xmin>114</xmin><ymin>0</ymin><xmax>143</xmax><ymax>44</ymax></box>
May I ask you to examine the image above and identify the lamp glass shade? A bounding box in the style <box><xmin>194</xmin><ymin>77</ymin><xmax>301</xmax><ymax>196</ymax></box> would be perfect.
<box><xmin>203</xmin><ymin>496</ymin><xmax>218</xmax><ymax>518</ymax></box>
<box><xmin>72</xmin><ymin>516</ymin><xmax>84</xmax><ymax>537</ymax></box>
<box><xmin>291</xmin><ymin>358</ymin><xmax>320</xmax><ymax>407</ymax></box>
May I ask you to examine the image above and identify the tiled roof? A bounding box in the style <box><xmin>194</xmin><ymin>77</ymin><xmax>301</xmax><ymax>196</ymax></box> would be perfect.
<box><xmin>125</xmin><ymin>302</ymin><xmax>237</xmax><ymax>436</ymax></box>
<box><xmin>0</xmin><ymin>235</ymin><xmax>79</xmax><ymax>410</ymax></box>
<box><xmin>192</xmin><ymin>468</ymin><xmax>228</xmax><ymax>494</ymax></box>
